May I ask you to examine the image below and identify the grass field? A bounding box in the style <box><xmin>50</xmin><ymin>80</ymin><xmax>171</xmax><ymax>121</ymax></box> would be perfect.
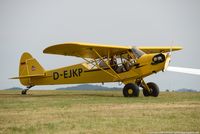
<box><xmin>0</xmin><ymin>90</ymin><xmax>199</xmax><ymax>134</ymax></box>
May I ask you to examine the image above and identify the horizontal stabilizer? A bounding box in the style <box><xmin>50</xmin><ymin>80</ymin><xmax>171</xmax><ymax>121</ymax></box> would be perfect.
<box><xmin>10</xmin><ymin>74</ymin><xmax>47</xmax><ymax>79</ymax></box>
<box><xmin>167</xmin><ymin>66</ymin><xmax>200</xmax><ymax>75</ymax></box>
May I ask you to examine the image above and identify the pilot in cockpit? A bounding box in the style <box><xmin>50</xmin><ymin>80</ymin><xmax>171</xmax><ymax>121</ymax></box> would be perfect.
<box><xmin>110</xmin><ymin>55</ymin><xmax>118</xmax><ymax>71</ymax></box>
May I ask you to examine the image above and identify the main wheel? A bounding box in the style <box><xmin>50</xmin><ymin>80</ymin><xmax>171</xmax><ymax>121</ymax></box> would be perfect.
<box><xmin>147</xmin><ymin>82</ymin><xmax>159</xmax><ymax>97</ymax></box>
<box><xmin>123</xmin><ymin>83</ymin><xmax>140</xmax><ymax>97</ymax></box>
<box><xmin>143</xmin><ymin>88</ymin><xmax>150</xmax><ymax>97</ymax></box>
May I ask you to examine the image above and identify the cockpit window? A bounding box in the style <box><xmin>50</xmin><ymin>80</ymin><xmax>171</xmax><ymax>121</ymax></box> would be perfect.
<box><xmin>131</xmin><ymin>47</ymin><xmax>145</xmax><ymax>58</ymax></box>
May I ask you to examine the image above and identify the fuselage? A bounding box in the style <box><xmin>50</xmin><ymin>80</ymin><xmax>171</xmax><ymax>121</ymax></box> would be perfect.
<box><xmin>28</xmin><ymin>53</ymin><xmax>167</xmax><ymax>86</ymax></box>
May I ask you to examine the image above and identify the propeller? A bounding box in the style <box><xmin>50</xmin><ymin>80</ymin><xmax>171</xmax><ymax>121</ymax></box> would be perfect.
<box><xmin>163</xmin><ymin>46</ymin><xmax>172</xmax><ymax>71</ymax></box>
<box><xmin>167</xmin><ymin>66</ymin><xmax>200</xmax><ymax>75</ymax></box>
<box><xmin>162</xmin><ymin>42</ymin><xmax>200</xmax><ymax>75</ymax></box>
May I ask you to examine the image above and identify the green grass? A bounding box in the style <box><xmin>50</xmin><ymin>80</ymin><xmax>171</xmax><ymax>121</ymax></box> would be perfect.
<box><xmin>0</xmin><ymin>90</ymin><xmax>200</xmax><ymax>134</ymax></box>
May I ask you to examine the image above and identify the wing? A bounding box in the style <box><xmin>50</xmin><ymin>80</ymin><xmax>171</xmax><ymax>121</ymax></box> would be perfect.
<box><xmin>138</xmin><ymin>46</ymin><xmax>182</xmax><ymax>54</ymax></box>
<box><xmin>43</xmin><ymin>42</ymin><xmax>131</xmax><ymax>59</ymax></box>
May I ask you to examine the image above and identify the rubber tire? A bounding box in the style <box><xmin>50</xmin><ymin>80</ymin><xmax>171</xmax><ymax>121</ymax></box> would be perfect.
<box><xmin>143</xmin><ymin>88</ymin><xmax>150</xmax><ymax>97</ymax></box>
<box><xmin>123</xmin><ymin>83</ymin><xmax>140</xmax><ymax>97</ymax></box>
<box><xmin>147</xmin><ymin>82</ymin><xmax>159</xmax><ymax>97</ymax></box>
<box><xmin>21</xmin><ymin>90</ymin><xmax>27</xmax><ymax>95</ymax></box>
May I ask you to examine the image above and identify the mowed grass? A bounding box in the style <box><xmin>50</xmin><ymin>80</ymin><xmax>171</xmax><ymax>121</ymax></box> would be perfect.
<box><xmin>0</xmin><ymin>90</ymin><xmax>199</xmax><ymax>134</ymax></box>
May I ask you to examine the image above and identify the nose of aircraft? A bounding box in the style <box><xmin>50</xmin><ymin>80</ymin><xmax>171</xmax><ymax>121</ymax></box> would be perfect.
<box><xmin>151</xmin><ymin>53</ymin><xmax>166</xmax><ymax>65</ymax></box>
<box><xmin>150</xmin><ymin>53</ymin><xmax>170</xmax><ymax>72</ymax></box>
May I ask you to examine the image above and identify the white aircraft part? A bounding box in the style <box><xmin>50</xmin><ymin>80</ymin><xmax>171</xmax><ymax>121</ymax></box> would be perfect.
<box><xmin>164</xmin><ymin>56</ymin><xmax>171</xmax><ymax>71</ymax></box>
<box><xmin>167</xmin><ymin>66</ymin><xmax>200</xmax><ymax>75</ymax></box>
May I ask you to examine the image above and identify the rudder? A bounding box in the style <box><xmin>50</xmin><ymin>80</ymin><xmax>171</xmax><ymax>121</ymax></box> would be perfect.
<box><xmin>19</xmin><ymin>52</ymin><xmax>45</xmax><ymax>86</ymax></box>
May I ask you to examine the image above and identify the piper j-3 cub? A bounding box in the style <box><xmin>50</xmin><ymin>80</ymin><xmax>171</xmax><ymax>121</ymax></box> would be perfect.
<box><xmin>12</xmin><ymin>42</ymin><xmax>182</xmax><ymax>97</ymax></box>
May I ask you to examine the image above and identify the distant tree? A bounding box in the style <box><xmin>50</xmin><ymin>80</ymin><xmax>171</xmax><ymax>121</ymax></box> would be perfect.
<box><xmin>6</xmin><ymin>87</ymin><xmax>23</xmax><ymax>90</ymax></box>
<box><xmin>165</xmin><ymin>89</ymin><xmax>170</xmax><ymax>92</ymax></box>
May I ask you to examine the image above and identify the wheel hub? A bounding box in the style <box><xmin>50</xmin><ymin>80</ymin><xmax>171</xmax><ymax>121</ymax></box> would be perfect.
<box><xmin>128</xmin><ymin>89</ymin><xmax>133</xmax><ymax>94</ymax></box>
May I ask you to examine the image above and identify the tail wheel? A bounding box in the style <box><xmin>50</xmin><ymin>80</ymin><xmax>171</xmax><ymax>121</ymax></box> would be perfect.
<box><xmin>21</xmin><ymin>89</ymin><xmax>27</xmax><ymax>95</ymax></box>
<box><xmin>123</xmin><ymin>83</ymin><xmax>139</xmax><ymax>97</ymax></box>
<box><xmin>147</xmin><ymin>82</ymin><xmax>159</xmax><ymax>97</ymax></box>
<box><xmin>21</xmin><ymin>86</ymin><xmax>34</xmax><ymax>95</ymax></box>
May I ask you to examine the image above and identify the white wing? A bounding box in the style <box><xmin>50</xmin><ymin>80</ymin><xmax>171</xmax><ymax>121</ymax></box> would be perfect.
<box><xmin>167</xmin><ymin>66</ymin><xmax>200</xmax><ymax>75</ymax></box>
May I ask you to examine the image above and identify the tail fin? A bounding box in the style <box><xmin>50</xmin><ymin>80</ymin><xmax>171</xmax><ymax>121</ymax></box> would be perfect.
<box><xmin>12</xmin><ymin>52</ymin><xmax>45</xmax><ymax>86</ymax></box>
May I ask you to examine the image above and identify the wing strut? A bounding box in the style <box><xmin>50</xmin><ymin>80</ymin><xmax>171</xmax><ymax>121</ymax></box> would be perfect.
<box><xmin>83</xmin><ymin>58</ymin><xmax>118</xmax><ymax>79</ymax></box>
<box><xmin>91</xmin><ymin>48</ymin><xmax>122</xmax><ymax>81</ymax></box>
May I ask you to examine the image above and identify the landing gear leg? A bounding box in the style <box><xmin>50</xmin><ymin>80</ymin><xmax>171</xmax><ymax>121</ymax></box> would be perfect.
<box><xmin>140</xmin><ymin>79</ymin><xmax>151</xmax><ymax>97</ymax></box>
<box><xmin>21</xmin><ymin>86</ymin><xmax>34</xmax><ymax>95</ymax></box>
<box><xmin>138</xmin><ymin>79</ymin><xmax>159</xmax><ymax>97</ymax></box>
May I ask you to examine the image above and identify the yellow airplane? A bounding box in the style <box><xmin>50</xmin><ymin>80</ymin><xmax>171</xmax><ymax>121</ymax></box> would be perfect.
<box><xmin>12</xmin><ymin>42</ymin><xmax>182</xmax><ymax>97</ymax></box>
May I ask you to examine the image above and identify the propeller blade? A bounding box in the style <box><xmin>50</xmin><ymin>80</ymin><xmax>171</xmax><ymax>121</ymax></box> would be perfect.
<box><xmin>163</xmin><ymin>56</ymin><xmax>171</xmax><ymax>71</ymax></box>
<box><xmin>167</xmin><ymin>66</ymin><xmax>200</xmax><ymax>75</ymax></box>
<box><xmin>169</xmin><ymin>45</ymin><xmax>172</xmax><ymax>56</ymax></box>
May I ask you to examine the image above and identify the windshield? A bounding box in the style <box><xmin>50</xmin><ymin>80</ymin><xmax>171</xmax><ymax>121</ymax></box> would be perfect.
<box><xmin>131</xmin><ymin>47</ymin><xmax>145</xmax><ymax>58</ymax></box>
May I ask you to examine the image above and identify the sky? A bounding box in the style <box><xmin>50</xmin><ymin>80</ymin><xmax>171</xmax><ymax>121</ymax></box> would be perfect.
<box><xmin>0</xmin><ymin>0</ymin><xmax>200</xmax><ymax>90</ymax></box>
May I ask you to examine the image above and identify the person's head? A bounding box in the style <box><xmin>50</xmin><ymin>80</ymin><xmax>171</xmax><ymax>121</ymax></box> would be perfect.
<box><xmin>112</xmin><ymin>55</ymin><xmax>116</xmax><ymax>59</ymax></box>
